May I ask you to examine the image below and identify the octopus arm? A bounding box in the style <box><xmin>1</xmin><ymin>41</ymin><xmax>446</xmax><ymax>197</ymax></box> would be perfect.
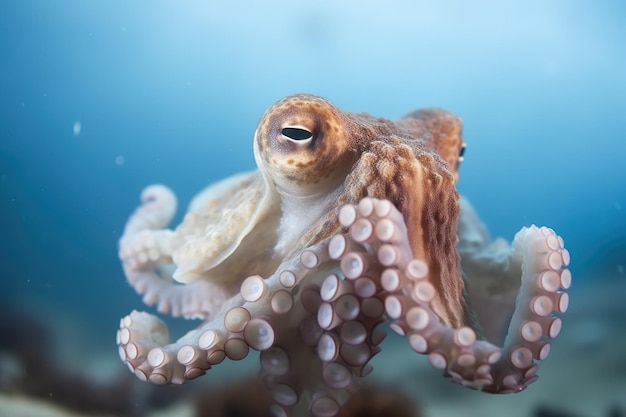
<box><xmin>458</xmin><ymin>197</ymin><xmax>571</xmax><ymax>352</ymax></box>
<box><xmin>330</xmin><ymin>197</ymin><xmax>571</xmax><ymax>394</ymax></box>
<box><xmin>170</xmin><ymin>171</ymin><xmax>279</xmax><ymax>283</ymax></box>
<box><xmin>118</xmin><ymin>184</ymin><xmax>241</xmax><ymax>319</ymax></box>
<box><xmin>186</xmin><ymin>171</ymin><xmax>259</xmax><ymax>214</ymax></box>
<box><xmin>342</xmin><ymin>137</ymin><xmax>470</xmax><ymax>330</ymax></box>
<box><xmin>117</xmin><ymin>249</ymin><xmax>320</xmax><ymax>385</ymax></box>
<box><xmin>118</xmin><ymin>196</ymin><xmax>571</xmax><ymax>415</ymax></box>
<box><xmin>458</xmin><ymin>196</ymin><xmax>520</xmax><ymax>344</ymax></box>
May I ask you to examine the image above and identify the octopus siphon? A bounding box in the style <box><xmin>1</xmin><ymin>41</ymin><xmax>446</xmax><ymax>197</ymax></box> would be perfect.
<box><xmin>117</xmin><ymin>94</ymin><xmax>571</xmax><ymax>417</ymax></box>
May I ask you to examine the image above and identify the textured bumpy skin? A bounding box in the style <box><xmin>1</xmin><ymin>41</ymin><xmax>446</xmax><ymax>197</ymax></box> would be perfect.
<box><xmin>117</xmin><ymin>94</ymin><xmax>571</xmax><ymax>416</ymax></box>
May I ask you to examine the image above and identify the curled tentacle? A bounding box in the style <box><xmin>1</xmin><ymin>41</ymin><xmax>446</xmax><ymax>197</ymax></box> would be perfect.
<box><xmin>118</xmin><ymin>185</ymin><xmax>227</xmax><ymax>319</ymax></box>
<box><xmin>483</xmin><ymin>225</ymin><xmax>570</xmax><ymax>393</ymax></box>
<box><xmin>333</xmin><ymin>198</ymin><xmax>570</xmax><ymax>393</ymax></box>
<box><xmin>118</xmin><ymin>248</ymin><xmax>319</xmax><ymax>390</ymax></box>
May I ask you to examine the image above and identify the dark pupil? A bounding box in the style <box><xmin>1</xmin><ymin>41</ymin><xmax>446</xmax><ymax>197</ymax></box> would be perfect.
<box><xmin>282</xmin><ymin>127</ymin><xmax>313</xmax><ymax>141</ymax></box>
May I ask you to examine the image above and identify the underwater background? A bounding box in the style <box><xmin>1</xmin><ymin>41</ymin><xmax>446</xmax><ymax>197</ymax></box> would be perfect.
<box><xmin>0</xmin><ymin>1</ymin><xmax>624</xmax><ymax>417</ymax></box>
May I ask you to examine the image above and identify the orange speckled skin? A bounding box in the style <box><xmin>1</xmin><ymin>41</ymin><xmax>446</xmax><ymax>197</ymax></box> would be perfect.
<box><xmin>255</xmin><ymin>94</ymin><xmax>469</xmax><ymax>328</ymax></box>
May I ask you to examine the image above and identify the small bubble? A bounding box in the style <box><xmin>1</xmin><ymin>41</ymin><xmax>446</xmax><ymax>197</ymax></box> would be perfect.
<box><xmin>73</xmin><ymin>121</ymin><xmax>82</xmax><ymax>136</ymax></box>
<box><xmin>115</xmin><ymin>155</ymin><xmax>125</xmax><ymax>165</ymax></box>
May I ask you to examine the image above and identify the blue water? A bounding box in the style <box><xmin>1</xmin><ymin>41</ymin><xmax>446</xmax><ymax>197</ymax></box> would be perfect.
<box><xmin>0</xmin><ymin>0</ymin><xmax>624</xmax><ymax>395</ymax></box>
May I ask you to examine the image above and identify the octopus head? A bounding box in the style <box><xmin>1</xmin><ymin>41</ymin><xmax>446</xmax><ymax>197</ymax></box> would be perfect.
<box><xmin>253</xmin><ymin>94</ymin><xmax>358</xmax><ymax>197</ymax></box>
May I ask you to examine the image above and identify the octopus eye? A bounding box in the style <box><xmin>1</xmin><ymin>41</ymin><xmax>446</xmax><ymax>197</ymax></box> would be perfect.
<box><xmin>459</xmin><ymin>142</ymin><xmax>466</xmax><ymax>161</ymax></box>
<box><xmin>282</xmin><ymin>127</ymin><xmax>313</xmax><ymax>141</ymax></box>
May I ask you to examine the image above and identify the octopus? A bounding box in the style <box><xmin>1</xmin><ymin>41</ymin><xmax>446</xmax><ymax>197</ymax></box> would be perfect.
<box><xmin>116</xmin><ymin>94</ymin><xmax>571</xmax><ymax>416</ymax></box>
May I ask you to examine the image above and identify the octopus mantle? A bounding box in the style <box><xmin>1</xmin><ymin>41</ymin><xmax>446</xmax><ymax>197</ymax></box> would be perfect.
<box><xmin>116</xmin><ymin>94</ymin><xmax>571</xmax><ymax>417</ymax></box>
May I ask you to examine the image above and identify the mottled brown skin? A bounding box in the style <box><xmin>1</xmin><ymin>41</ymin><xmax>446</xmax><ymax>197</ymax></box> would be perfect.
<box><xmin>254</xmin><ymin>94</ymin><xmax>471</xmax><ymax>328</ymax></box>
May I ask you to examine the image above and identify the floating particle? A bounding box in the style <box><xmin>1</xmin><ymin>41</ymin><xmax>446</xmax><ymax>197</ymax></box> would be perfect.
<box><xmin>73</xmin><ymin>121</ymin><xmax>82</xmax><ymax>136</ymax></box>
<box><xmin>115</xmin><ymin>155</ymin><xmax>125</xmax><ymax>166</ymax></box>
